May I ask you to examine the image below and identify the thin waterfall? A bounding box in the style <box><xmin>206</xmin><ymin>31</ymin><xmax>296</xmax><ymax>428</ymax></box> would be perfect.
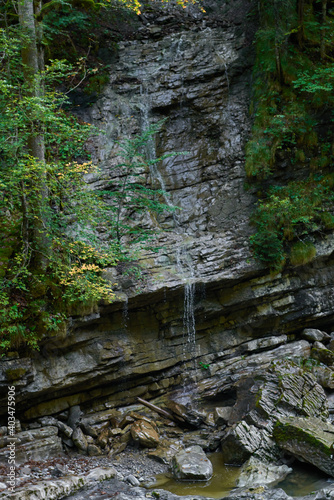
<box><xmin>177</xmin><ymin>246</ymin><xmax>198</xmax><ymax>393</ymax></box>
<box><xmin>139</xmin><ymin>80</ymin><xmax>198</xmax><ymax>390</ymax></box>
<box><xmin>122</xmin><ymin>295</ymin><xmax>129</xmax><ymax>328</ymax></box>
<box><xmin>224</xmin><ymin>61</ymin><xmax>230</xmax><ymax>92</ymax></box>
<box><xmin>140</xmin><ymin>85</ymin><xmax>173</xmax><ymax>210</ymax></box>
<box><xmin>177</xmin><ymin>246</ymin><xmax>199</xmax><ymax>387</ymax></box>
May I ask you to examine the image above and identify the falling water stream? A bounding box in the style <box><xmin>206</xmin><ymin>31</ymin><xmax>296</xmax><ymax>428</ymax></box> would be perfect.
<box><xmin>139</xmin><ymin>82</ymin><xmax>198</xmax><ymax>391</ymax></box>
<box><xmin>137</xmin><ymin>36</ymin><xmax>235</xmax><ymax>393</ymax></box>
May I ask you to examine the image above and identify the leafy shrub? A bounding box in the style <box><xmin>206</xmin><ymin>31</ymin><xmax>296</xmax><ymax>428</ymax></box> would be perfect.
<box><xmin>250</xmin><ymin>231</ymin><xmax>284</xmax><ymax>270</ymax></box>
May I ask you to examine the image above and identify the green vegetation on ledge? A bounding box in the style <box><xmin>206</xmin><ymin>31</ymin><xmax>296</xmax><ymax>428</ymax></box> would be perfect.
<box><xmin>247</xmin><ymin>0</ymin><xmax>334</xmax><ymax>270</ymax></box>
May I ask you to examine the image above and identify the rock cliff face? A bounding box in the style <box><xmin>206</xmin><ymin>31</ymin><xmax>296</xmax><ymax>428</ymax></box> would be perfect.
<box><xmin>1</xmin><ymin>0</ymin><xmax>334</xmax><ymax>444</ymax></box>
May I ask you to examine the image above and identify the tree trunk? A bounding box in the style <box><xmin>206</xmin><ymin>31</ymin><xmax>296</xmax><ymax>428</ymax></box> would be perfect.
<box><xmin>320</xmin><ymin>0</ymin><xmax>327</xmax><ymax>60</ymax></box>
<box><xmin>297</xmin><ymin>0</ymin><xmax>305</xmax><ymax>47</ymax></box>
<box><xmin>275</xmin><ymin>43</ymin><xmax>283</xmax><ymax>83</ymax></box>
<box><xmin>18</xmin><ymin>0</ymin><xmax>49</xmax><ymax>269</ymax></box>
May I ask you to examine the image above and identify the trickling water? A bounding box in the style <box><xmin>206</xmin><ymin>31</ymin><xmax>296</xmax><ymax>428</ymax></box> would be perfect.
<box><xmin>139</xmin><ymin>86</ymin><xmax>174</xmax><ymax>212</ymax></box>
<box><xmin>122</xmin><ymin>296</ymin><xmax>129</xmax><ymax>328</ymax></box>
<box><xmin>176</xmin><ymin>244</ymin><xmax>198</xmax><ymax>393</ymax></box>
<box><xmin>138</xmin><ymin>38</ymin><xmax>198</xmax><ymax>392</ymax></box>
<box><xmin>173</xmin><ymin>33</ymin><xmax>186</xmax><ymax>60</ymax></box>
<box><xmin>224</xmin><ymin>61</ymin><xmax>230</xmax><ymax>92</ymax></box>
<box><xmin>184</xmin><ymin>282</ymin><xmax>196</xmax><ymax>345</ymax></box>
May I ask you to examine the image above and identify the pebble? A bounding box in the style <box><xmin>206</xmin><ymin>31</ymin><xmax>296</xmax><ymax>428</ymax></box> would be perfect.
<box><xmin>0</xmin><ymin>448</ymin><xmax>167</xmax><ymax>490</ymax></box>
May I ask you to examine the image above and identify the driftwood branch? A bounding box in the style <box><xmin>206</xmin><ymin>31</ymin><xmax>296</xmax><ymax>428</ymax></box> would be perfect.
<box><xmin>136</xmin><ymin>397</ymin><xmax>186</xmax><ymax>425</ymax></box>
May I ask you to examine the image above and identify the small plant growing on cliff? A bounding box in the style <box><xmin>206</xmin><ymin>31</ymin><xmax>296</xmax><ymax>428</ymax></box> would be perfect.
<box><xmin>100</xmin><ymin>120</ymin><xmax>182</xmax><ymax>250</ymax></box>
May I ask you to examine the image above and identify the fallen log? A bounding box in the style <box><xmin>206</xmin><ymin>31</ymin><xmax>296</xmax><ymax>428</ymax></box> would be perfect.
<box><xmin>136</xmin><ymin>397</ymin><xmax>186</xmax><ymax>425</ymax></box>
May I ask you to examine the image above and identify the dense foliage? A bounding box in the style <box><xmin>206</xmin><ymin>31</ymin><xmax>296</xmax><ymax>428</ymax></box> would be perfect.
<box><xmin>247</xmin><ymin>0</ymin><xmax>334</xmax><ymax>270</ymax></box>
<box><xmin>0</xmin><ymin>14</ymin><xmax>116</xmax><ymax>351</ymax></box>
<box><xmin>0</xmin><ymin>0</ymin><xmax>186</xmax><ymax>353</ymax></box>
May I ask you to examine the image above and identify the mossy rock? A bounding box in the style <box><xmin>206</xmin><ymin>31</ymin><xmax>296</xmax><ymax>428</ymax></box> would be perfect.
<box><xmin>5</xmin><ymin>367</ymin><xmax>27</xmax><ymax>381</ymax></box>
<box><xmin>321</xmin><ymin>212</ymin><xmax>334</xmax><ymax>230</ymax></box>
<box><xmin>311</xmin><ymin>346</ymin><xmax>334</xmax><ymax>367</ymax></box>
<box><xmin>274</xmin><ymin>416</ymin><xmax>334</xmax><ymax>476</ymax></box>
<box><xmin>67</xmin><ymin>299</ymin><xmax>99</xmax><ymax>317</ymax></box>
<box><xmin>289</xmin><ymin>241</ymin><xmax>316</xmax><ymax>267</ymax></box>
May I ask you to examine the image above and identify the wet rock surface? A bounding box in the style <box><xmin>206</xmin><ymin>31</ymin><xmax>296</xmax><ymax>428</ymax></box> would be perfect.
<box><xmin>274</xmin><ymin>417</ymin><xmax>334</xmax><ymax>477</ymax></box>
<box><xmin>131</xmin><ymin>420</ymin><xmax>160</xmax><ymax>448</ymax></box>
<box><xmin>0</xmin><ymin>426</ymin><xmax>63</xmax><ymax>464</ymax></box>
<box><xmin>221</xmin><ymin>421</ymin><xmax>280</xmax><ymax>465</ymax></box>
<box><xmin>171</xmin><ymin>446</ymin><xmax>213</xmax><ymax>480</ymax></box>
<box><xmin>236</xmin><ymin>457</ymin><xmax>292</xmax><ymax>488</ymax></box>
<box><xmin>219</xmin><ymin>358</ymin><xmax>333</xmax><ymax>473</ymax></box>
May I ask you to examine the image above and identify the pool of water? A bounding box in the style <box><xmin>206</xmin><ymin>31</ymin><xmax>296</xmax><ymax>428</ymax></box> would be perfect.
<box><xmin>150</xmin><ymin>453</ymin><xmax>240</xmax><ymax>498</ymax></box>
<box><xmin>277</xmin><ymin>462</ymin><xmax>333</xmax><ymax>497</ymax></box>
<box><xmin>149</xmin><ymin>453</ymin><xmax>334</xmax><ymax>498</ymax></box>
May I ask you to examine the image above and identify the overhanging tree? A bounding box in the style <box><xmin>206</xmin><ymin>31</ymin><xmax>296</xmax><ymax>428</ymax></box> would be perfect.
<box><xmin>17</xmin><ymin>0</ymin><xmax>49</xmax><ymax>271</ymax></box>
<box><xmin>0</xmin><ymin>0</ymin><xmax>188</xmax><ymax>352</ymax></box>
<box><xmin>0</xmin><ymin>0</ymin><xmax>119</xmax><ymax>351</ymax></box>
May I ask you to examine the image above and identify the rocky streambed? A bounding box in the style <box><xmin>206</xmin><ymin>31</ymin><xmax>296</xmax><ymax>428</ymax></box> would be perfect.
<box><xmin>0</xmin><ymin>447</ymin><xmax>334</xmax><ymax>500</ymax></box>
<box><xmin>2</xmin><ymin>327</ymin><xmax>334</xmax><ymax>499</ymax></box>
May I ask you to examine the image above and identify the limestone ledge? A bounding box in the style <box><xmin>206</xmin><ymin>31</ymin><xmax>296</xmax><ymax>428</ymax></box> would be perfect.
<box><xmin>0</xmin><ymin>467</ymin><xmax>117</xmax><ymax>500</ymax></box>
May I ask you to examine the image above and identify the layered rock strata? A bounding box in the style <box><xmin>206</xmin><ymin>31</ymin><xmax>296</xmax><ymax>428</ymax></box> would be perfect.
<box><xmin>0</xmin><ymin>3</ymin><xmax>334</xmax><ymax>480</ymax></box>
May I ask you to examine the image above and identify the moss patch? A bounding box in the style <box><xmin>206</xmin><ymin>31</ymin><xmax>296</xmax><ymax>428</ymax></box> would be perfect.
<box><xmin>290</xmin><ymin>241</ymin><xmax>316</xmax><ymax>266</ymax></box>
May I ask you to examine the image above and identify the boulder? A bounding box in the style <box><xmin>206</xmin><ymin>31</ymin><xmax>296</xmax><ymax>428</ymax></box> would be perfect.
<box><xmin>56</xmin><ymin>421</ymin><xmax>73</xmax><ymax>438</ymax></box>
<box><xmin>171</xmin><ymin>445</ymin><xmax>213</xmax><ymax>480</ymax></box>
<box><xmin>108</xmin><ymin>441</ymin><xmax>127</xmax><ymax>457</ymax></box>
<box><xmin>67</xmin><ymin>406</ymin><xmax>83</xmax><ymax>430</ymax></box>
<box><xmin>182</xmin><ymin>430</ymin><xmax>212</xmax><ymax>450</ymax></box>
<box><xmin>72</xmin><ymin>427</ymin><xmax>88</xmax><ymax>452</ymax></box>
<box><xmin>131</xmin><ymin>420</ymin><xmax>159</xmax><ymax>448</ymax></box>
<box><xmin>311</xmin><ymin>365</ymin><xmax>334</xmax><ymax>389</ymax></box>
<box><xmin>0</xmin><ymin>426</ymin><xmax>62</xmax><ymax>464</ymax></box>
<box><xmin>0</xmin><ymin>466</ymin><xmax>117</xmax><ymax>500</ymax></box>
<box><xmin>147</xmin><ymin>438</ymin><xmax>183</xmax><ymax>464</ymax></box>
<box><xmin>274</xmin><ymin>416</ymin><xmax>334</xmax><ymax>476</ymax></box>
<box><xmin>214</xmin><ymin>407</ymin><xmax>232</xmax><ymax>426</ymax></box>
<box><xmin>119</xmin><ymin>415</ymin><xmax>135</xmax><ymax>429</ymax></box>
<box><xmin>328</xmin><ymin>393</ymin><xmax>334</xmax><ymax>418</ymax></box>
<box><xmin>37</xmin><ymin>416</ymin><xmax>57</xmax><ymax>427</ymax></box>
<box><xmin>221</xmin><ymin>421</ymin><xmax>280</xmax><ymax>465</ymax></box>
<box><xmin>311</xmin><ymin>345</ymin><xmax>334</xmax><ymax>367</ymax></box>
<box><xmin>118</xmin><ymin>425</ymin><xmax>132</xmax><ymax>443</ymax></box>
<box><xmin>223</xmin><ymin>486</ymin><xmax>292</xmax><ymax>499</ymax></box>
<box><xmin>237</xmin><ymin>457</ymin><xmax>292</xmax><ymax>488</ymax></box>
<box><xmin>87</xmin><ymin>444</ymin><xmax>103</xmax><ymax>456</ymax></box>
<box><xmin>302</xmin><ymin>329</ymin><xmax>330</xmax><ymax>343</ymax></box>
<box><xmin>167</xmin><ymin>400</ymin><xmax>205</xmax><ymax>428</ymax></box>
<box><xmin>110</xmin><ymin>427</ymin><xmax>122</xmax><ymax>437</ymax></box>
<box><xmin>97</xmin><ymin>428</ymin><xmax>110</xmax><ymax>448</ymax></box>
<box><xmin>80</xmin><ymin>422</ymin><xmax>99</xmax><ymax>438</ymax></box>
<box><xmin>81</xmin><ymin>409</ymin><xmax>121</xmax><ymax>430</ymax></box>
<box><xmin>254</xmin><ymin>360</ymin><xmax>328</xmax><ymax>421</ymax></box>
<box><xmin>125</xmin><ymin>474</ymin><xmax>140</xmax><ymax>486</ymax></box>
